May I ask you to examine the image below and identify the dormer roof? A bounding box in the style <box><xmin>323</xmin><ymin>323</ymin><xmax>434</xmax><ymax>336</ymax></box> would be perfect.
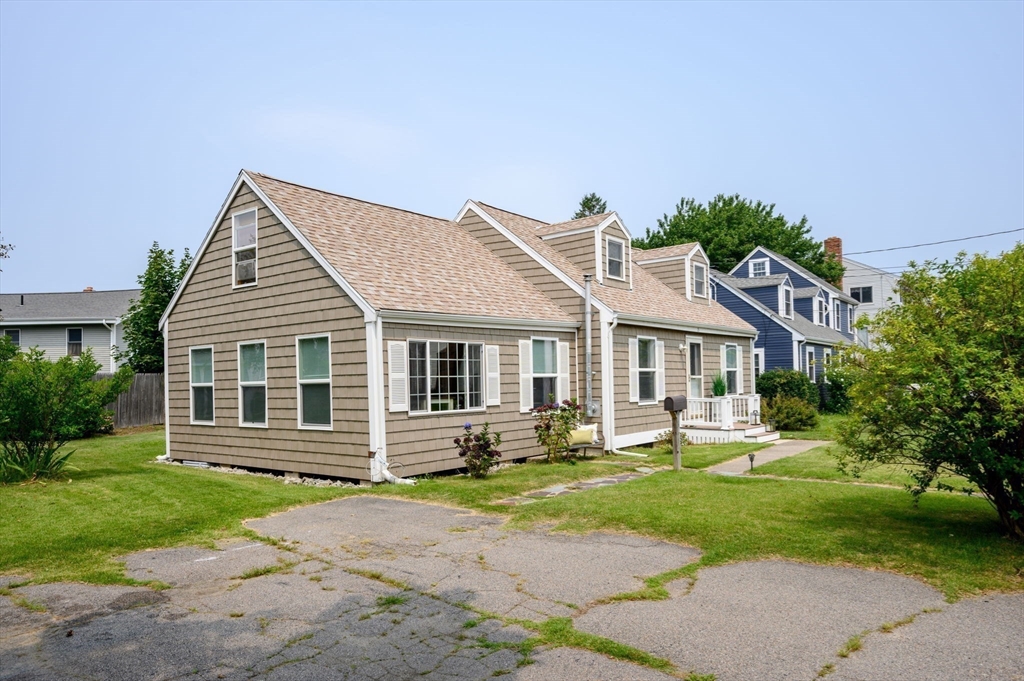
<box><xmin>535</xmin><ymin>212</ymin><xmax>612</xmax><ymax>237</ymax></box>
<box><xmin>733</xmin><ymin>245</ymin><xmax>856</xmax><ymax>304</ymax></box>
<box><xmin>632</xmin><ymin>243</ymin><xmax>700</xmax><ymax>263</ymax></box>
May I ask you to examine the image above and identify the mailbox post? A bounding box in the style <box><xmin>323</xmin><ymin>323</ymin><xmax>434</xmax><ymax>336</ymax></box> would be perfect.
<box><xmin>663</xmin><ymin>395</ymin><xmax>687</xmax><ymax>472</ymax></box>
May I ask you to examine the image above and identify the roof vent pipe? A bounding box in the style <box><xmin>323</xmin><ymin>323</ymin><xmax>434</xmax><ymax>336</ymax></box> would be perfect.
<box><xmin>20</xmin><ymin>295</ymin><xmax>24</xmax><ymax>305</ymax></box>
<box><xmin>584</xmin><ymin>274</ymin><xmax>593</xmax><ymax>419</ymax></box>
<box><xmin>83</xmin><ymin>287</ymin><xmax>94</xmax><ymax>292</ymax></box>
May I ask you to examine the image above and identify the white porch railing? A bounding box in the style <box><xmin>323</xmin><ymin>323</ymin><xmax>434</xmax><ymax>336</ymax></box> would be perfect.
<box><xmin>680</xmin><ymin>395</ymin><xmax>762</xmax><ymax>430</ymax></box>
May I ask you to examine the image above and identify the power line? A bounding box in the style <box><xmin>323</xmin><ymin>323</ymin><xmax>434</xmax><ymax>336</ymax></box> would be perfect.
<box><xmin>845</xmin><ymin>228</ymin><xmax>1023</xmax><ymax>256</ymax></box>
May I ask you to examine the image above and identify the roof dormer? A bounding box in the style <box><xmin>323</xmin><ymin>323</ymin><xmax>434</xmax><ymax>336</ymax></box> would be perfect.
<box><xmin>539</xmin><ymin>212</ymin><xmax>633</xmax><ymax>290</ymax></box>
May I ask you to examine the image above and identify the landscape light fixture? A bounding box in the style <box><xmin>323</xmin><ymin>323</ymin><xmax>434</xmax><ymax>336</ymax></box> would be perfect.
<box><xmin>748</xmin><ymin>452</ymin><xmax>756</xmax><ymax>471</ymax></box>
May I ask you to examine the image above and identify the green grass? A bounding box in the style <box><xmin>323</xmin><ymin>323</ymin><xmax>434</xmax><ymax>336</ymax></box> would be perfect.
<box><xmin>752</xmin><ymin>445</ymin><xmax>976</xmax><ymax>492</ymax></box>
<box><xmin>781</xmin><ymin>413</ymin><xmax>848</xmax><ymax>441</ymax></box>
<box><xmin>613</xmin><ymin>442</ymin><xmax>768</xmax><ymax>469</ymax></box>
<box><xmin>3</xmin><ymin>428</ymin><xmax>1022</xmax><ymax>601</ymax></box>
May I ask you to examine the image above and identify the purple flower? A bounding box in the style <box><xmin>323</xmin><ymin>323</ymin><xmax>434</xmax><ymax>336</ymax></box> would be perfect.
<box><xmin>454</xmin><ymin>438</ymin><xmax>461</xmax><ymax>445</ymax></box>
<box><xmin>464</xmin><ymin>422</ymin><xmax>473</xmax><ymax>430</ymax></box>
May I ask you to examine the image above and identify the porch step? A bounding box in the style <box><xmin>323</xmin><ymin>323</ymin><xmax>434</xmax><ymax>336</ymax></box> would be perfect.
<box><xmin>743</xmin><ymin>431</ymin><xmax>781</xmax><ymax>443</ymax></box>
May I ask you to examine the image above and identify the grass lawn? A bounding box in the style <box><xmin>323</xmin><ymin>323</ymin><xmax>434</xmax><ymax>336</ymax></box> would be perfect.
<box><xmin>613</xmin><ymin>442</ymin><xmax>768</xmax><ymax>469</ymax></box>
<box><xmin>3</xmin><ymin>428</ymin><xmax>1021</xmax><ymax>601</ymax></box>
<box><xmin>781</xmin><ymin>413</ymin><xmax>848</xmax><ymax>441</ymax></box>
<box><xmin>751</xmin><ymin>444</ymin><xmax>977</xmax><ymax>491</ymax></box>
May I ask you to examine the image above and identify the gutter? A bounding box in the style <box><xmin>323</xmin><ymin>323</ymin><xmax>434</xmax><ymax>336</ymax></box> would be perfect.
<box><xmin>614</xmin><ymin>313</ymin><xmax>757</xmax><ymax>338</ymax></box>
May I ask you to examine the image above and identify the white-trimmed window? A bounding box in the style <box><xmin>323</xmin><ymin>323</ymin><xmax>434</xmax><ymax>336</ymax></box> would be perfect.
<box><xmin>190</xmin><ymin>346</ymin><xmax>215</xmax><ymax>425</ymax></box>
<box><xmin>722</xmin><ymin>343</ymin><xmax>742</xmax><ymax>395</ymax></box>
<box><xmin>629</xmin><ymin>336</ymin><xmax>665</xmax><ymax>404</ymax></box>
<box><xmin>232</xmin><ymin>208</ymin><xmax>258</xmax><ymax>287</ymax></box>
<box><xmin>297</xmin><ymin>334</ymin><xmax>332</xmax><ymax>429</ymax></box>
<box><xmin>823</xmin><ymin>349</ymin><xmax>832</xmax><ymax>383</ymax></box>
<box><xmin>238</xmin><ymin>341</ymin><xmax>267</xmax><ymax>426</ymax></box>
<box><xmin>833</xmin><ymin>301</ymin><xmax>841</xmax><ymax>330</ymax></box>
<box><xmin>782</xmin><ymin>286</ymin><xmax>793</xmax><ymax>318</ymax></box>
<box><xmin>67</xmin><ymin>328</ymin><xmax>83</xmax><ymax>357</ymax></box>
<box><xmin>4</xmin><ymin>329</ymin><xmax>20</xmax><ymax>346</ymax></box>
<box><xmin>848</xmin><ymin>306</ymin><xmax>855</xmax><ymax>331</ymax></box>
<box><xmin>850</xmin><ymin>286</ymin><xmax>873</xmax><ymax>303</ymax></box>
<box><xmin>688</xmin><ymin>338</ymin><xmax>703</xmax><ymax>398</ymax></box>
<box><xmin>606</xmin><ymin>236</ymin><xmax>625</xmax><ymax>280</ymax></box>
<box><xmin>693</xmin><ymin>263</ymin><xmax>707</xmax><ymax>298</ymax></box>
<box><xmin>749</xmin><ymin>258</ymin><xmax>770</xmax><ymax>277</ymax></box>
<box><xmin>518</xmin><ymin>338</ymin><xmax>569</xmax><ymax>412</ymax></box>
<box><xmin>807</xmin><ymin>348</ymin><xmax>816</xmax><ymax>382</ymax></box>
<box><xmin>753</xmin><ymin>348</ymin><xmax>764</xmax><ymax>380</ymax></box>
<box><xmin>405</xmin><ymin>340</ymin><xmax>484</xmax><ymax>414</ymax></box>
<box><xmin>817</xmin><ymin>298</ymin><xmax>827</xmax><ymax>326</ymax></box>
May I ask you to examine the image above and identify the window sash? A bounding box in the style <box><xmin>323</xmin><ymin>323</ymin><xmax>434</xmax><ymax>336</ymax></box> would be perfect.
<box><xmin>67</xmin><ymin>327</ymin><xmax>83</xmax><ymax>356</ymax></box>
<box><xmin>297</xmin><ymin>335</ymin><xmax>331</xmax><ymax>428</ymax></box>
<box><xmin>232</xmin><ymin>209</ymin><xmax>258</xmax><ymax>286</ymax></box>
<box><xmin>606</xmin><ymin>237</ymin><xmax>625</xmax><ymax>279</ymax></box>
<box><xmin>238</xmin><ymin>341</ymin><xmax>267</xmax><ymax>426</ymax></box>
<box><xmin>407</xmin><ymin>340</ymin><xmax>484</xmax><ymax>414</ymax></box>
<box><xmin>784</xmin><ymin>288</ymin><xmax>793</xmax><ymax>317</ymax></box>
<box><xmin>637</xmin><ymin>338</ymin><xmax>657</xmax><ymax>403</ymax></box>
<box><xmin>834</xmin><ymin>301</ymin><xmax>841</xmax><ymax>329</ymax></box>
<box><xmin>752</xmin><ymin>261</ymin><xmax>766</xmax><ymax>276</ymax></box>
<box><xmin>693</xmin><ymin>264</ymin><xmax>706</xmax><ymax>296</ymax></box>
<box><xmin>725</xmin><ymin>344</ymin><xmax>739</xmax><ymax>395</ymax></box>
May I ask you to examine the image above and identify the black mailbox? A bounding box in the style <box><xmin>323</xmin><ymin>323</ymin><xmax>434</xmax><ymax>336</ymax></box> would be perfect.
<box><xmin>663</xmin><ymin>395</ymin><xmax>687</xmax><ymax>412</ymax></box>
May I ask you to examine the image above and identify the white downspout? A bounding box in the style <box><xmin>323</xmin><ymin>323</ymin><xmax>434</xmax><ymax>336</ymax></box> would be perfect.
<box><xmin>584</xmin><ymin>274</ymin><xmax>593</xmax><ymax>417</ymax></box>
<box><xmin>366</xmin><ymin>314</ymin><xmax>414</xmax><ymax>485</ymax></box>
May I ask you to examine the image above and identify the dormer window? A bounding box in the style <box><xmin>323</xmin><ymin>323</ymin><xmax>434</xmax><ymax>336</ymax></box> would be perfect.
<box><xmin>233</xmin><ymin>209</ymin><xmax>258</xmax><ymax>287</ymax></box>
<box><xmin>749</xmin><ymin>258</ymin><xmax>769</xmax><ymax>277</ymax></box>
<box><xmin>833</xmin><ymin>300</ymin><xmax>841</xmax><ymax>330</ymax></box>
<box><xmin>606</xmin><ymin>236</ymin><xmax>625</xmax><ymax>280</ymax></box>
<box><xmin>817</xmin><ymin>298</ymin><xmax>827</xmax><ymax>326</ymax></box>
<box><xmin>781</xmin><ymin>285</ymin><xmax>793</xmax><ymax>318</ymax></box>
<box><xmin>693</xmin><ymin>263</ymin><xmax>707</xmax><ymax>297</ymax></box>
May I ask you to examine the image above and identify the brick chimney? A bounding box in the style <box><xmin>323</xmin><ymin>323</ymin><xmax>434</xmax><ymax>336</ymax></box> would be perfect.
<box><xmin>83</xmin><ymin>286</ymin><xmax>94</xmax><ymax>292</ymax></box>
<box><xmin>824</xmin><ymin>237</ymin><xmax>843</xmax><ymax>288</ymax></box>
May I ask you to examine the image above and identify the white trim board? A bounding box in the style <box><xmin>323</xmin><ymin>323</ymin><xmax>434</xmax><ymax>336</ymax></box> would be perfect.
<box><xmin>379</xmin><ymin>309</ymin><xmax>578</xmax><ymax>331</ymax></box>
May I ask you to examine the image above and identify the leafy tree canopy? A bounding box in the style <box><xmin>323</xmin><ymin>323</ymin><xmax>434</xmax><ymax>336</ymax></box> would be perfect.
<box><xmin>573</xmin><ymin>193</ymin><xmax>608</xmax><ymax>219</ymax></box>
<box><xmin>836</xmin><ymin>245</ymin><xmax>1024</xmax><ymax>539</ymax></box>
<box><xmin>633</xmin><ymin>194</ymin><xmax>844</xmax><ymax>285</ymax></box>
<box><xmin>119</xmin><ymin>242</ymin><xmax>191</xmax><ymax>373</ymax></box>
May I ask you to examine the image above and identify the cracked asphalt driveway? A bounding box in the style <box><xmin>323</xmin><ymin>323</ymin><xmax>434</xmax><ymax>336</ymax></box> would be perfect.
<box><xmin>2</xmin><ymin>496</ymin><xmax>1021</xmax><ymax>681</ymax></box>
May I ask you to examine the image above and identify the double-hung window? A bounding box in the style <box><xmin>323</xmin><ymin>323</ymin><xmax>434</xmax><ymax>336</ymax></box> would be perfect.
<box><xmin>530</xmin><ymin>339</ymin><xmax>558</xmax><ymax>407</ymax></box>
<box><xmin>516</xmin><ymin>338</ymin><xmax>569</xmax><ymax>412</ymax></box>
<box><xmin>297</xmin><ymin>335</ymin><xmax>332</xmax><ymax>428</ymax></box>
<box><xmin>637</xmin><ymin>338</ymin><xmax>657</xmax><ymax>403</ymax></box>
<box><xmin>848</xmin><ymin>306</ymin><xmax>855</xmax><ymax>330</ymax></box>
<box><xmin>407</xmin><ymin>340</ymin><xmax>484</xmax><ymax>414</ymax></box>
<box><xmin>817</xmin><ymin>298</ymin><xmax>827</xmax><ymax>326</ymax></box>
<box><xmin>807</xmin><ymin>349</ymin><xmax>816</xmax><ymax>382</ymax></box>
<box><xmin>233</xmin><ymin>209</ymin><xmax>258</xmax><ymax>287</ymax></box>
<box><xmin>190</xmin><ymin>346</ymin><xmax>214</xmax><ymax>424</ymax></box>
<box><xmin>750</xmin><ymin>258</ymin><xmax>769</xmax><ymax>277</ymax></box>
<box><xmin>724</xmin><ymin>343</ymin><xmax>739</xmax><ymax>395</ymax></box>
<box><xmin>688</xmin><ymin>339</ymin><xmax>703</xmax><ymax>398</ymax></box>
<box><xmin>782</xmin><ymin>287</ymin><xmax>793</xmax><ymax>318</ymax></box>
<box><xmin>693</xmin><ymin>263</ymin><xmax>707</xmax><ymax>297</ymax></box>
<box><xmin>4</xmin><ymin>329</ymin><xmax>20</xmax><ymax>346</ymax></box>
<box><xmin>834</xmin><ymin>301</ymin><xmax>841</xmax><ymax>330</ymax></box>
<box><xmin>67</xmin><ymin>328</ymin><xmax>83</xmax><ymax>357</ymax></box>
<box><xmin>606</xmin><ymin>237</ymin><xmax>625</xmax><ymax>280</ymax></box>
<box><xmin>850</xmin><ymin>286</ymin><xmax>873</xmax><ymax>304</ymax></box>
<box><xmin>629</xmin><ymin>336</ymin><xmax>665</xmax><ymax>404</ymax></box>
<box><xmin>238</xmin><ymin>341</ymin><xmax>267</xmax><ymax>426</ymax></box>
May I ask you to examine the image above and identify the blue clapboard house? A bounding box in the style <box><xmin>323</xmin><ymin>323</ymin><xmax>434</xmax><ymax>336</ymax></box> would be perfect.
<box><xmin>710</xmin><ymin>246</ymin><xmax>857</xmax><ymax>383</ymax></box>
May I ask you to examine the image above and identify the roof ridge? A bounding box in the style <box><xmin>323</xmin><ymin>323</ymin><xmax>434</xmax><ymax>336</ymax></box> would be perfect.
<box><xmin>246</xmin><ymin>170</ymin><xmax>452</xmax><ymax>225</ymax></box>
<box><xmin>475</xmin><ymin>202</ymin><xmax>550</xmax><ymax>226</ymax></box>
<box><xmin>1</xmin><ymin>288</ymin><xmax>141</xmax><ymax>295</ymax></box>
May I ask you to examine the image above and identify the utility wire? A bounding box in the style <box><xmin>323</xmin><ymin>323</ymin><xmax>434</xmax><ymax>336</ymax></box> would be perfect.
<box><xmin>845</xmin><ymin>228</ymin><xmax>1023</xmax><ymax>255</ymax></box>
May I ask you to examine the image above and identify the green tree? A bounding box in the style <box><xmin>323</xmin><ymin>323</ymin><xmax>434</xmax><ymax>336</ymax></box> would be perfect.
<box><xmin>0</xmin><ymin>339</ymin><xmax>133</xmax><ymax>482</ymax></box>
<box><xmin>633</xmin><ymin>194</ymin><xmax>844</xmax><ymax>285</ymax></box>
<box><xmin>836</xmin><ymin>246</ymin><xmax>1024</xmax><ymax>539</ymax></box>
<box><xmin>119</xmin><ymin>242</ymin><xmax>191</xmax><ymax>373</ymax></box>
<box><xmin>573</xmin><ymin>193</ymin><xmax>608</xmax><ymax>219</ymax></box>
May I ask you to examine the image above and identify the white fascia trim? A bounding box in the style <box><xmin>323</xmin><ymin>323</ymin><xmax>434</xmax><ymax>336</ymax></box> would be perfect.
<box><xmin>615</xmin><ymin>313</ymin><xmax>757</xmax><ymax>338</ymax></box>
<box><xmin>454</xmin><ymin>201</ymin><xmax>614</xmax><ymax>316</ymax></box>
<box><xmin>380</xmin><ymin>309</ymin><xmax>578</xmax><ymax>332</ymax></box>
<box><xmin>160</xmin><ymin>171</ymin><xmax>377</xmax><ymax>330</ymax></box>
<box><xmin>597</xmin><ymin>213</ymin><xmax>632</xmax><ymax>241</ymax></box>
<box><xmin>613</xmin><ymin>428</ymin><xmax>664</xmax><ymax>449</ymax></box>
<box><xmin>634</xmin><ymin>253</ymin><xmax>690</xmax><ymax>266</ymax></box>
<box><xmin>539</xmin><ymin>226</ymin><xmax>598</xmax><ymax>240</ymax></box>
<box><xmin>728</xmin><ymin>246</ymin><xmax>768</xmax><ymax>276</ymax></box>
<box><xmin>713</xmin><ymin>276</ymin><xmax>805</xmax><ymax>341</ymax></box>
<box><xmin>2</xmin><ymin>319</ymin><xmax>117</xmax><ymax>326</ymax></box>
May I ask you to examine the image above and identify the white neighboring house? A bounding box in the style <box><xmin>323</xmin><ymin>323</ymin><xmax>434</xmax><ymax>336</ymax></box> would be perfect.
<box><xmin>842</xmin><ymin>258</ymin><xmax>900</xmax><ymax>348</ymax></box>
<box><xmin>0</xmin><ymin>288</ymin><xmax>139</xmax><ymax>372</ymax></box>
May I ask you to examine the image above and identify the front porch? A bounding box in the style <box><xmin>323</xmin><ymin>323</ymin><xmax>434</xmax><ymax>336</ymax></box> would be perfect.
<box><xmin>682</xmin><ymin>395</ymin><xmax>778</xmax><ymax>444</ymax></box>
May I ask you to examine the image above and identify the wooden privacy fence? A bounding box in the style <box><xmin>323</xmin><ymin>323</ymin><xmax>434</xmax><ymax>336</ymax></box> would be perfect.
<box><xmin>96</xmin><ymin>372</ymin><xmax>164</xmax><ymax>429</ymax></box>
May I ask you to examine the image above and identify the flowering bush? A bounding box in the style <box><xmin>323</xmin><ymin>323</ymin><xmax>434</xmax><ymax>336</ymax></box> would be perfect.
<box><xmin>532</xmin><ymin>399</ymin><xmax>583</xmax><ymax>463</ymax></box>
<box><xmin>453</xmin><ymin>422</ymin><xmax>502</xmax><ymax>479</ymax></box>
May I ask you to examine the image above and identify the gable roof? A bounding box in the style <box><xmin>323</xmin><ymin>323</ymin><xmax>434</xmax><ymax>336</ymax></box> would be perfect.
<box><xmin>535</xmin><ymin>213</ymin><xmax>610</xmax><ymax>237</ymax></box>
<box><xmin>734</xmin><ymin>246</ymin><xmax>856</xmax><ymax>304</ymax></box>
<box><xmin>632</xmin><ymin>243</ymin><xmax>699</xmax><ymax>263</ymax></box>
<box><xmin>243</xmin><ymin>173</ymin><xmax>575</xmax><ymax>324</ymax></box>
<box><xmin>711</xmin><ymin>272</ymin><xmax>847</xmax><ymax>345</ymax></box>
<box><xmin>472</xmin><ymin>204</ymin><xmax>754</xmax><ymax>334</ymax></box>
<box><xmin>0</xmin><ymin>289</ymin><xmax>139</xmax><ymax>323</ymax></box>
<box><xmin>793</xmin><ymin>286</ymin><xmax>823</xmax><ymax>299</ymax></box>
<box><xmin>724</xmin><ymin>273</ymin><xmax>790</xmax><ymax>290</ymax></box>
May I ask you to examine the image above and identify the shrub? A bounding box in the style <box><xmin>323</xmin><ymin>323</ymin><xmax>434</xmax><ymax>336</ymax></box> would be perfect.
<box><xmin>453</xmin><ymin>422</ymin><xmax>502</xmax><ymax>478</ymax></box>
<box><xmin>820</xmin><ymin>362</ymin><xmax>854</xmax><ymax>414</ymax></box>
<box><xmin>711</xmin><ymin>373</ymin><xmax>727</xmax><ymax>397</ymax></box>
<box><xmin>0</xmin><ymin>341</ymin><xmax>133</xmax><ymax>483</ymax></box>
<box><xmin>654</xmin><ymin>429</ymin><xmax>689</xmax><ymax>449</ymax></box>
<box><xmin>756</xmin><ymin>368</ymin><xmax>819</xmax><ymax>405</ymax></box>
<box><xmin>763</xmin><ymin>395</ymin><xmax>819</xmax><ymax>431</ymax></box>
<box><xmin>532</xmin><ymin>399</ymin><xmax>583</xmax><ymax>463</ymax></box>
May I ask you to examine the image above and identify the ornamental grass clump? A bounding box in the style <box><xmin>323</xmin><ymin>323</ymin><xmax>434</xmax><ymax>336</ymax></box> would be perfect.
<box><xmin>532</xmin><ymin>399</ymin><xmax>583</xmax><ymax>463</ymax></box>
<box><xmin>453</xmin><ymin>422</ymin><xmax>502</xmax><ymax>479</ymax></box>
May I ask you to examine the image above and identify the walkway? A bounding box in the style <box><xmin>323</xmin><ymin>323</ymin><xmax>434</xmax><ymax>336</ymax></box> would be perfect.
<box><xmin>707</xmin><ymin>438</ymin><xmax>831</xmax><ymax>475</ymax></box>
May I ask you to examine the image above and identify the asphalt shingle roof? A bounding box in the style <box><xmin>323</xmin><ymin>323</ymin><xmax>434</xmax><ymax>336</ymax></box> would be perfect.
<box><xmin>0</xmin><ymin>289</ymin><xmax>139</xmax><ymax>322</ymax></box>
<box><xmin>534</xmin><ymin>213</ymin><xmax>610</xmax><ymax>236</ymax></box>
<box><xmin>246</xmin><ymin>173</ymin><xmax>575</xmax><ymax>324</ymax></box>
<box><xmin>475</xmin><ymin>204</ymin><xmax>754</xmax><ymax>333</ymax></box>
<box><xmin>632</xmin><ymin>243</ymin><xmax>700</xmax><ymax>261</ymax></box>
<box><xmin>793</xmin><ymin>286</ymin><xmax>822</xmax><ymax>299</ymax></box>
<box><xmin>748</xmin><ymin>246</ymin><xmax>856</xmax><ymax>304</ymax></box>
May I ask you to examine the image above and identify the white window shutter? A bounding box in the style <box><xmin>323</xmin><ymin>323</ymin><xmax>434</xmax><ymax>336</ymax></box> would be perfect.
<box><xmin>720</xmin><ymin>345</ymin><xmax>727</xmax><ymax>385</ymax></box>
<box><xmin>519</xmin><ymin>340</ymin><xmax>532</xmax><ymax>413</ymax></box>
<box><xmin>557</xmin><ymin>342</ymin><xmax>570</xmax><ymax>403</ymax></box>
<box><xmin>736</xmin><ymin>345</ymin><xmax>744</xmax><ymax>394</ymax></box>
<box><xmin>628</xmin><ymin>338</ymin><xmax>639</xmax><ymax>403</ymax></box>
<box><xmin>655</xmin><ymin>340</ymin><xmax>666</xmax><ymax>401</ymax></box>
<box><xmin>388</xmin><ymin>341</ymin><xmax>408</xmax><ymax>412</ymax></box>
<box><xmin>485</xmin><ymin>345</ymin><xmax>501</xmax><ymax>407</ymax></box>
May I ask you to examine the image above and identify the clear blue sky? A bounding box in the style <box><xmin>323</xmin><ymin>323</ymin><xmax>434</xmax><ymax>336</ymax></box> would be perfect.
<box><xmin>1</xmin><ymin>1</ymin><xmax>1021</xmax><ymax>293</ymax></box>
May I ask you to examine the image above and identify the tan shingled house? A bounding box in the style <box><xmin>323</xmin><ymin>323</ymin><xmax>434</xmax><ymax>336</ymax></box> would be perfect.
<box><xmin>159</xmin><ymin>171</ymin><xmax>774</xmax><ymax>483</ymax></box>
